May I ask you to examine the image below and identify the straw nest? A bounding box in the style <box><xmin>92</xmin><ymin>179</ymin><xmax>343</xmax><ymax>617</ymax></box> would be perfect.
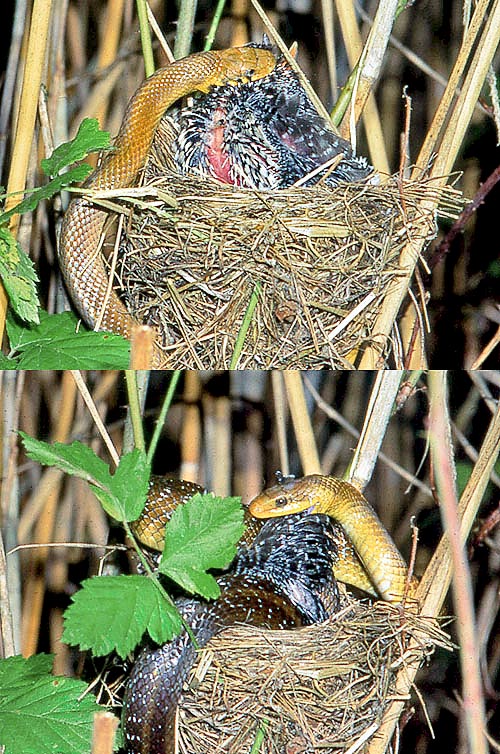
<box><xmin>115</xmin><ymin>119</ymin><xmax>463</xmax><ymax>368</ymax></box>
<box><xmin>175</xmin><ymin>596</ymin><xmax>452</xmax><ymax>754</ymax></box>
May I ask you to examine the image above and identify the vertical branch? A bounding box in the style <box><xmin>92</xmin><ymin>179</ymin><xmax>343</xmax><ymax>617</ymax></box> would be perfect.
<box><xmin>428</xmin><ymin>371</ymin><xmax>488</xmax><ymax>754</ymax></box>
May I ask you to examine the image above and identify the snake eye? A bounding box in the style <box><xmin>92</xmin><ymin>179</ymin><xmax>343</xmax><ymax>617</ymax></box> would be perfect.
<box><xmin>275</xmin><ymin>496</ymin><xmax>288</xmax><ymax>508</ymax></box>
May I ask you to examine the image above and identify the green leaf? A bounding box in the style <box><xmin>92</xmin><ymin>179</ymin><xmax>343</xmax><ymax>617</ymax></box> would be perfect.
<box><xmin>20</xmin><ymin>434</ymin><xmax>150</xmax><ymax>523</ymax></box>
<box><xmin>6</xmin><ymin>310</ymin><xmax>130</xmax><ymax>369</ymax></box>
<box><xmin>0</xmin><ymin>166</ymin><xmax>92</xmax><ymax>224</ymax></box>
<box><xmin>20</xmin><ymin>432</ymin><xmax>112</xmax><ymax>486</ymax></box>
<box><xmin>62</xmin><ymin>575</ymin><xmax>182</xmax><ymax>658</ymax></box>
<box><xmin>41</xmin><ymin>119</ymin><xmax>111</xmax><ymax>178</ymax></box>
<box><xmin>0</xmin><ymin>654</ymin><xmax>103</xmax><ymax>754</ymax></box>
<box><xmin>91</xmin><ymin>448</ymin><xmax>150</xmax><ymax>521</ymax></box>
<box><xmin>160</xmin><ymin>494</ymin><xmax>244</xmax><ymax>599</ymax></box>
<box><xmin>0</xmin><ymin>226</ymin><xmax>40</xmax><ymax>324</ymax></box>
<box><xmin>0</xmin><ymin>352</ymin><xmax>19</xmax><ymax>369</ymax></box>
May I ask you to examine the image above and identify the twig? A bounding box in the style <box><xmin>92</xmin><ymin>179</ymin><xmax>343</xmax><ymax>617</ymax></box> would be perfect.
<box><xmin>430</xmin><ymin>163</ymin><xmax>500</xmax><ymax>268</ymax></box>
<box><xmin>70</xmin><ymin>372</ymin><xmax>120</xmax><ymax>466</ymax></box>
<box><xmin>428</xmin><ymin>371</ymin><xmax>488</xmax><ymax>754</ymax></box>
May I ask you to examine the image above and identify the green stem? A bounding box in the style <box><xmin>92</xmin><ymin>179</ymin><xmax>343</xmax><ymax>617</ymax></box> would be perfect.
<box><xmin>174</xmin><ymin>0</ymin><xmax>198</xmax><ymax>59</ymax></box>
<box><xmin>204</xmin><ymin>0</ymin><xmax>228</xmax><ymax>51</ymax></box>
<box><xmin>136</xmin><ymin>0</ymin><xmax>155</xmax><ymax>76</ymax></box>
<box><xmin>250</xmin><ymin>718</ymin><xmax>269</xmax><ymax>753</ymax></box>
<box><xmin>230</xmin><ymin>282</ymin><xmax>261</xmax><ymax>369</ymax></box>
<box><xmin>146</xmin><ymin>370</ymin><xmax>182</xmax><ymax>465</ymax></box>
<box><xmin>330</xmin><ymin>63</ymin><xmax>358</xmax><ymax>126</ymax></box>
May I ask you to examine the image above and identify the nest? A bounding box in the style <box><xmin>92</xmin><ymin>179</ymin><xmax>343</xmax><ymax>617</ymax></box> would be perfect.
<box><xmin>176</xmin><ymin>596</ymin><xmax>452</xmax><ymax>753</ymax></box>
<box><xmin>116</xmin><ymin>119</ymin><xmax>462</xmax><ymax>368</ymax></box>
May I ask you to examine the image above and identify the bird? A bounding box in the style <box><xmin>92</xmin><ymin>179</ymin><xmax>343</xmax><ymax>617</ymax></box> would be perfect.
<box><xmin>172</xmin><ymin>52</ymin><xmax>374</xmax><ymax>190</ymax></box>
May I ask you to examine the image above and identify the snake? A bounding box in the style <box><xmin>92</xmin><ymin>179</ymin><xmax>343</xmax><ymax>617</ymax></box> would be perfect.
<box><xmin>58</xmin><ymin>46</ymin><xmax>276</xmax><ymax>366</ymax></box>
<box><xmin>122</xmin><ymin>474</ymin><xmax>416</xmax><ymax>753</ymax></box>
<box><xmin>123</xmin><ymin>510</ymin><xmax>340</xmax><ymax>754</ymax></box>
<box><xmin>249</xmin><ymin>474</ymin><xmax>418</xmax><ymax>603</ymax></box>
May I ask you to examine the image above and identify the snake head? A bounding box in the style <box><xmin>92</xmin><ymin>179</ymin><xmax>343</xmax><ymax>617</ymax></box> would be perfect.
<box><xmin>248</xmin><ymin>475</ymin><xmax>318</xmax><ymax>518</ymax></box>
<box><xmin>214</xmin><ymin>46</ymin><xmax>277</xmax><ymax>88</ymax></box>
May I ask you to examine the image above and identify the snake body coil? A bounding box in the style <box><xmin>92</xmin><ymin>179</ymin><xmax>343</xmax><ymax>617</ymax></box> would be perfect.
<box><xmin>123</xmin><ymin>474</ymin><xmax>417</xmax><ymax>753</ymax></box>
<box><xmin>58</xmin><ymin>47</ymin><xmax>276</xmax><ymax>364</ymax></box>
<box><xmin>123</xmin><ymin>513</ymin><xmax>339</xmax><ymax>754</ymax></box>
<box><xmin>249</xmin><ymin>474</ymin><xmax>418</xmax><ymax>602</ymax></box>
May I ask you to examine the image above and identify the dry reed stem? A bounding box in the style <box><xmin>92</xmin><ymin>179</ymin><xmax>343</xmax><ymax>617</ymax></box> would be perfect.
<box><xmin>334</xmin><ymin>0</ymin><xmax>390</xmax><ymax>175</ymax></box>
<box><xmin>283</xmin><ymin>372</ymin><xmax>321</xmax><ymax>475</ymax></box>
<box><xmin>180</xmin><ymin>372</ymin><xmax>203</xmax><ymax>483</ymax></box>
<box><xmin>91</xmin><ymin>710</ymin><xmax>119</xmax><ymax>754</ymax></box>
<box><xmin>365</xmin><ymin>391</ymin><xmax>500</xmax><ymax>754</ymax></box>
<box><xmin>303</xmin><ymin>375</ymin><xmax>434</xmax><ymax>497</ymax></box>
<box><xmin>359</xmin><ymin>0</ymin><xmax>500</xmax><ymax>366</ymax></box>
<box><xmin>428</xmin><ymin>372</ymin><xmax>488</xmax><ymax>754</ymax></box>
<box><xmin>0</xmin><ymin>0</ymin><xmax>53</xmax><ymax>342</ymax></box>
<box><xmin>343</xmin><ymin>0</ymin><xmax>399</xmax><ymax>138</ymax></box>
<box><xmin>349</xmin><ymin>371</ymin><xmax>402</xmax><ymax>491</ymax></box>
<box><xmin>93</xmin><ymin>0</ymin><xmax>126</xmax><ymax>128</ymax></box>
<box><xmin>271</xmin><ymin>372</ymin><xmax>290</xmax><ymax>477</ymax></box>
<box><xmin>21</xmin><ymin>372</ymin><xmax>77</xmax><ymax>657</ymax></box>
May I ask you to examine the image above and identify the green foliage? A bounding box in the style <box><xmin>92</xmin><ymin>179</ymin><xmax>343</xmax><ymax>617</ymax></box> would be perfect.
<box><xmin>160</xmin><ymin>493</ymin><xmax>245</xmax><ymax>598</ymax></box>
<box><xmin>20</xmin><ymin>431</ymin><xmax>245</xmax><ymax>657</ymax></box>
<box><xmin>0</xmin><ymin>227</ymin><xmax>40</xmax><ymax>325</ymax></box>
<box><xmin>0</xmin><ymin>119</ymin><xmax>118</xmax><ymax>363</ymax></box>
<box><xmin>20</xmin><ymin>435</ymin><xmax>150</xmax><ymax>522</ymax></box>
<box><xmin>6</xmin><ymin>310</ymin><xmax>130</xmax><ymax>369</ymax></box>
<box><xmin>62</xmin><ymin>575</ymin><xmax>183</xmax><ymax>657</ymax></box>
<box><xmin>0</xmin><ymin>654</ymin><xmax>105</xmax><ymax>754</ymax></box>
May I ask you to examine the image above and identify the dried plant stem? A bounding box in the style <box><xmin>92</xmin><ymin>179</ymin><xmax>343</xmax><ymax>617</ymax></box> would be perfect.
<box><xmin>428</xmin><ymin>371</ymin><xmax>488</xmax><ymax>754</ymax></box>
<box><xmin>91</xmin><ymin>711</ymin><xmax>119</xmax><ymax>754</ymax></box>
<box><xmin>343</xmin><ymin>0</ymin><xmax>399</xmax><ymax>134</ymax></box>
<box><xmin>21</xmin><ymin>372</ymin><xmax>77</xmax><ymax>657</ymax></box>
<box><xmin>334</xmin><ymin>0</ymin><xmax>390</xmax><ymax>174</ymax></box>
<box><xmin>349</xmin><ymin>371</ymin><xmax>402</xmax><ymax>490</ymax></box>
<box><xmin>359</xmin><ymin>0</ymin><xmax>500</xmax><ymax>368</ymax></box>
<box><xmin>93</xmin><ymin>0</ymin><xmax>126</xmax><ymax>127</ymax></box>
<box><xmin>282</xmin><ymin>372</ymin><xmax>320</xmax><ymax>474</ymax></box>
<box><xmin>70</xmin><ymin>371</ymin><xmax>120</xmax><ymax>465</ymax></box>
<box><xmin>366</xmin><ymin>385</ymin><xmax>500</xmax><ymax>754</ymax></box>
<box><xmin>180</xmin><ymin>372</ymin><xmax>202</xmax><ymax>482</ymax></box>
<box><xmin>0</xmin><ymin>0</ymin><xmax>53</xmax><ymax>342</ymax></box>
<box><xmin>271</xmin><ymin>373</ymin><xmax>290</xmax><ymax>477</ymax></box>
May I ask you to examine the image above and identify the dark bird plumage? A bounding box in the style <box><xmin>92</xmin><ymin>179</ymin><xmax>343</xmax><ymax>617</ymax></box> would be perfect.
<box><xmin>172</xmin><ymin>55</ymin><xmax>374</xmax><ymax>189</ymax></box>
